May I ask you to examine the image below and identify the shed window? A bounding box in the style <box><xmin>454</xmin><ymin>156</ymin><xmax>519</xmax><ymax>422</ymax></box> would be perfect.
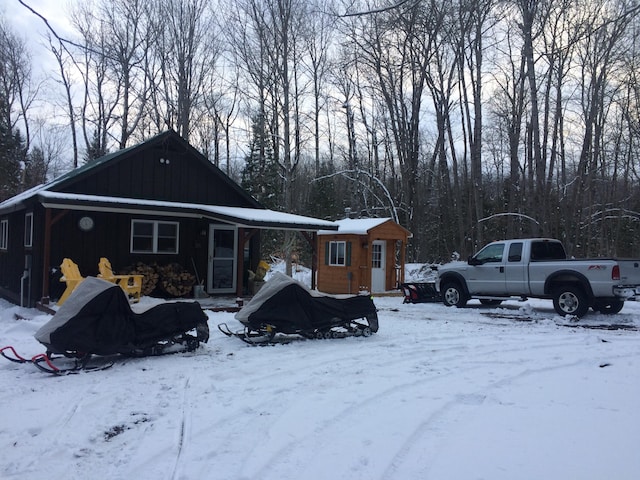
<box><xmin>325</xmin><ymin>241</ymin><xmax>351</xmax><ymax>266</ymax></box>
<box><xmin>0</xmin><ymin>219</ymin><xmax>7</xmax><ymax>250</ymax></box>
<box><xmin>329</xmin><ymin>241</ymin><xmax>346</xmax><ymax>266</ymax></box>
<box><xmin>24</xmin><ymin>213</ymin><xmax>33</xmax><ymax>247</ymax></box>
<box><xmin>131</xmin><ymin>220</ymin><xmax>179</xmax><ymax>254</ymax></box>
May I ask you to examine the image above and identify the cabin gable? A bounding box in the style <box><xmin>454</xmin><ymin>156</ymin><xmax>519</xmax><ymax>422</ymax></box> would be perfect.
<box><xmin>51</xmin><ymin>133</ymin><xmax>258</xmax><ymax>207</ymax></box>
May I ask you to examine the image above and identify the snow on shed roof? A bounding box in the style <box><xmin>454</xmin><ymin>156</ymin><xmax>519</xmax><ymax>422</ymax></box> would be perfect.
<box><xmin>317</xmin><ymin>217</ymin><xmax>393</xmax><ymax>235</ymax></box>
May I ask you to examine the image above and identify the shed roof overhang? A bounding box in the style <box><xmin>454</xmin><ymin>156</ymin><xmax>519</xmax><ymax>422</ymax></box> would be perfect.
<box><xmin>36</xmin><ymin>191</ymin><xmax>338</xmax><ymax>231</ymax></box>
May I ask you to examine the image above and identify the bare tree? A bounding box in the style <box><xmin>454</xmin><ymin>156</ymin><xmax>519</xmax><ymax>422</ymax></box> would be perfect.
<box><xmin>48</xmin><ymin>35</ymin><xmax>80</xmax><ymax>167</ymax></box>
<box><xmin>455</xmin><ymin>0</ymin><xmax>496</xmax><ymax>247</ymax></box>
<box><xmin>0</xmin><ymin>17</ymin><xmax>36</xmax><ymax>151</ymax></box>
<box><xmin>302</xmin><ymin>0</ymin><xmax>336</xmax><ymax>175</ymax></box>
<box><xmin>342</xmin><ymin>3</ymin><xmax>428</xmax><ymax>258</ymax></box>
<box><xmin>148</xmin><ymin>0</ymin><xmax>214</xmax><ymax>141</ymax></box>
<box><xmin>569</xmin><ymin>0</ymin><xmax>635</xmax><ymax>255</ymax></box>
<box><xmin>99</xmin><ymin>0</ymin><xmax>155</xmax><ymax>148</ymax></box>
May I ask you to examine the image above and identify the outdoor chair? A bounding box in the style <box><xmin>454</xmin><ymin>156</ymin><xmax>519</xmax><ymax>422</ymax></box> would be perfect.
<box><xmin>98</xmin><ymin>257</ymin><xmax>143</xmax><ymax>303</ymax></box>
<box><xmin>58</xmin><ymin>258</ymin><xmax>85</xmax><ymax>306</ymax></box>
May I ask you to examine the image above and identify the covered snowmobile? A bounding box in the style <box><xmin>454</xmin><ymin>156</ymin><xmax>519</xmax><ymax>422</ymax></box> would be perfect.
<box><xmin>220</xmin><ymin>272</ymin><xmax>378</xmax><ymax>343</ymax></box>
<box><xmin>1</xmin><ymin>277</ymin><xmax>209</xmax><ymax>373</ymax></box>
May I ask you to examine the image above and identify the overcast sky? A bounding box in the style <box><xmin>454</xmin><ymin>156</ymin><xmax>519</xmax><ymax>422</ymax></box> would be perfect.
<box><xmin>5</xmin><ymin>0</ymin><xmax>74</xmax><ymax>69</ymax></box>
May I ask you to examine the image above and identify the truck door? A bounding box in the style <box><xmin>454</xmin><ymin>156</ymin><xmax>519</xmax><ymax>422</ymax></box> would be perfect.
<box><xmin>505</xmin><ymin>241</ymin><xmax>527</xmax><ymax>294</ymax></box>
<box><xmin>467</xmin><ymin>242</ymin><xmax>507</xmax><ymax>294</ymax></box>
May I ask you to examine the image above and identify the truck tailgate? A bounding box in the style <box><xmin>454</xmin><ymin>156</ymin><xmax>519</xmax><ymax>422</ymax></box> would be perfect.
<box><xmin>617</xmin><ymin>259</ymin><xmax>640</xmax><ymax>285</ymax></box>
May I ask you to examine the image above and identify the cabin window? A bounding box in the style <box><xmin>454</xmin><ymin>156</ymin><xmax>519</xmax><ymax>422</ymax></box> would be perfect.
<box><xmin>131</xmin><ymin>220</ymin><xmax>179</xmax><ymax>254</ymax></box>
<box><xmin>24</xmin><ymin>213</ymin><xmax>33</xmax><ymax>247</ymax></box>
<box><xmin>0</xmin><ymin>219</ymin><xmax>8</xmax><ymax>250</ymax></box>
<box><xmin>328</xmin><ymin>241</ymin><xmax>346</xmax><ymax>266</ymax></box>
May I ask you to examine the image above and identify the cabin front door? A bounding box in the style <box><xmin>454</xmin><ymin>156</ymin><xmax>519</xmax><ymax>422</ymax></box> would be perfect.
<box><xmin>207</xmin><ymin>224</ymin><xmax>237</xmax><ymax>294</ymax></box>
<box><xmin>371</xmin><ymin>240</ymin><xmax>386</xmax><ymax>293</ymax></box>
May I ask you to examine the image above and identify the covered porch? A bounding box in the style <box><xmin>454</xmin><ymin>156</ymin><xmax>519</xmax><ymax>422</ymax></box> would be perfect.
<box><xmin>35</xmin><ymin>191</ymin><xmax>338</xmax><ymax>305</ymax></box>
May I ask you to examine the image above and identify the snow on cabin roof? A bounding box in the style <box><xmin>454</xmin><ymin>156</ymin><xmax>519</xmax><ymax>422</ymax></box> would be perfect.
<box><xmin>35</xmin><ymin>191</ymin><xmax>338</xmax><ymax>231</ymax></box>
<box><xmin>317</xmin><ymin>217</ymin><xmax>393</xmax><ymax>235</ymax></box>
<box><xmin>0</xmin><ymin>183</ymin><xmax>46</xmax><ymax>213</ymax></box>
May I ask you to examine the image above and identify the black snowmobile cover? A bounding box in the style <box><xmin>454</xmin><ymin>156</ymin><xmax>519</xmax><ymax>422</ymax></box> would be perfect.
<box><xmin>35</xmin><ymin>277</ymin><xmax>208</xmax><ymax>355</ymax></box>
<box><xmin>235</xmin><ymin>272</ymin><xmax>378</xmax><ymax>333</ymax></box>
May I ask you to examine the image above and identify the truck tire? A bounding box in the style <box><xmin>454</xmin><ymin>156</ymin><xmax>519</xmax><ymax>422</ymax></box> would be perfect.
<box><xmin>553</xmin><ymin>286</ymin><xmax>589</xmax><ymax>317</ymax></box>
<box><xmin>442</xmin><ymin>282</ymin><xmax>468</xmax><ymax>308</ymax></box>
<box><xmin>593</xmin><ymin>299</ymin><xmax>624</xmax><ymax>314</ymax></box>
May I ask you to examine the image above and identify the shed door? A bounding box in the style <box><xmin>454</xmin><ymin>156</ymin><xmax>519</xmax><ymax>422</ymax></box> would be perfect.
<box><xmin>207</xmin><ymin>224</ymin><xmax>237</xmax><ymax>294</ymax></box>
<box><xmin>371</xmin><ymin>240</ymin><xmax>386</xmax><ymax>293</ymax></box>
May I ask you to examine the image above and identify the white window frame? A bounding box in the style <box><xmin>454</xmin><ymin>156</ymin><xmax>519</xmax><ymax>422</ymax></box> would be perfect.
<box><xmin>130</xmin><ymin>219</ymin><xmax>180</xmax><ymax>254</ymax></box>
<box><xmin>24</xmin><ymin>212</ymin><xmax>33</xmax><ymax>247</ymax></box>
<box><xmin>0</xmin><ymin>219</ymin><xmax>8</xmax><ymax>250</ymax></box>
<box><xmin>328</xmin><ymin>240</ymin><xmax>346</xmax><ymax>266</ymax></box>
<box><xmin>371</xmin><ymin>242</ymin><xmax>382</xmax><ymax>268</ymax></box>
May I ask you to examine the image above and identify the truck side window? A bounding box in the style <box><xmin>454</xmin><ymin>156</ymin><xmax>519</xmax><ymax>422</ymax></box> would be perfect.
<box><xmin>508</xmin><ymin>243</ymin><xmax>523</xmax><ymax>262</ymax></box>
<box><xmin>531</xmin><ymin>241</ymin><xmax>567</xmax><ymax>260</ymax></box>
<box><xmin>476</xmin><ymin>243</ymin><xmax>505</xmax><ymax>263</ymax></box>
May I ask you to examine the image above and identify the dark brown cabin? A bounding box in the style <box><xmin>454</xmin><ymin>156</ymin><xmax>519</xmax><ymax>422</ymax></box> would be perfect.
<box><xmin>0</xmin><ymin>130</ymin><xmax>336</xmax><ymax>307</ymax></box>
<box><xmin>317</xmin><ymin>218</ymin><xmax>412</xmax><ymax>294</ymax></box>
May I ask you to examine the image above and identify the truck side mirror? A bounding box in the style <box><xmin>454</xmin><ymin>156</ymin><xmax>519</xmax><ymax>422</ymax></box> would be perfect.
<box><xmin>468</xmin><ymin>256</ymin><xmax>480</xmax><ymax>266</ymax></box>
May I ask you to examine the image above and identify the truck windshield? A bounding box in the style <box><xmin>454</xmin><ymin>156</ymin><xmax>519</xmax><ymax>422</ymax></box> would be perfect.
<box><xmin>530</xmin><ymin>241</ymin><xmax>566</xmax><ymax>260</ymax></box>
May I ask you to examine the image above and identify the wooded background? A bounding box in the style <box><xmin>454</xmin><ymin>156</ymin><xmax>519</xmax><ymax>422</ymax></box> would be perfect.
<box><xmin>2</xmin><ymin>0</ymin><xmax>640</xmax><ymax>262</ymax></box>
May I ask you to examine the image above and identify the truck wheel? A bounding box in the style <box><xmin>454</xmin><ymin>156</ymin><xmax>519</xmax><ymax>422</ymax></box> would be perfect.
<box><xmin>442</xmin><ymin>282</ymin><xmax>468</xmax><ymax>308</ymax></box>
<box><xmin>593</xmin><ymin>300</ymin><xmax>624</xmax><ymax>314</ymax></box>
<box><xmin>553</xmin><ymin>286</ymin><xmax>589</xmax><ymax>317</ymax></box>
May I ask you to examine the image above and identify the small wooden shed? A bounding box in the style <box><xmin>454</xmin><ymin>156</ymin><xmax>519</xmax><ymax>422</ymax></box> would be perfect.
<box><xmin>317</xmin><ymin>218</ymin><xmax>412</xmax><ymax>294</ymax></box>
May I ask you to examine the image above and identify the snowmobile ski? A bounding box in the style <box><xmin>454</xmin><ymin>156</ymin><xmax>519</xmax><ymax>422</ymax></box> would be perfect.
<box><xmin>1</xmin><ymin>347</ymin><xmax>113</xmax><ymax>375</ymax></box>
<box><xmin>0</xmin><ymin>345</ymin><xmax>30</xmax><ymax>363</ymax></box>
<box><xmin>31</xmin><ymin>353</ymin><xmax>114</xmax><ymax>375</ymax></box>
<box><xmin>218</xmin><ymin>323</ymin><xmax>277</xmax><ymax>345</ymax></box>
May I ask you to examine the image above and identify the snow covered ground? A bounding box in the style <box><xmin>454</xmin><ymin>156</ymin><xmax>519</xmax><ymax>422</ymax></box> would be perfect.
<box><xmin>1</xmin><ymin>264</ymin><xmax>639</xmax><ymax>480</ymax></box>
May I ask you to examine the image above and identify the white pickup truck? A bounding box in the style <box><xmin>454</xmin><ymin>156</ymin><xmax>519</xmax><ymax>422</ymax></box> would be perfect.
<box><xmin>436</xmin><ymin>238</ymin><xmax>640</xmax><ymax>317</ymax></box>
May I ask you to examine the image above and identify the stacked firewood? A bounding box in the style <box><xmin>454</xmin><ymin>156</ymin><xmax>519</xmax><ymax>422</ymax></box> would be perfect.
<box><xmin>157</xmin><ymin>263</ymin><xmax>196</xmax><ymax>297</ymax></box>
<box><xmin>125</xmin><ymin>262</ymin><xmax>159</xmax><ymax>296</ymax></box>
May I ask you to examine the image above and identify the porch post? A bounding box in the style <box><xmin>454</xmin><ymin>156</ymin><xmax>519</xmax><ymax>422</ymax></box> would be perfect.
<box><xmin>399</xmin><ymin>237</ymin><xmax>406</xmax><ymax>286</ymax></box>
<box><xmin>236</xmin><ymin>227</ymin><xmax>244</xmax><ymax>297</ymax></box>
<box><xmin>301</xmin><ymin>231</ymin><xmax>318</xmax><ymax>290</ymax></box>
<box><xmin>41</xmin><ymin>208</ymin><xmax>52</xmax><ymax>303</ymax></box>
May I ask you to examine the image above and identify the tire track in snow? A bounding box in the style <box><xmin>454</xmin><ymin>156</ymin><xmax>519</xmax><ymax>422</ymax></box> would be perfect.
<box><xmin>171</xmin><ymin>376</ymin><xmax>191</xmax><ymax>480</ymax></box>
<box><xmin>228</xmin><ymin>323</ymin><xmax>636</xmax><ymax>480</ymax></box>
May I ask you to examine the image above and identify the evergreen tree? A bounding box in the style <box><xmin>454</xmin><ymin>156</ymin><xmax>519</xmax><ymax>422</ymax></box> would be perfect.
<box><xmin>23</xmin><ymin>146</ymin><xmax>48</xmax><ymax>189</ymax></box>
<box><xmin>0</xmin><ymin>96</ymin><xmax>25</xmax><ymax>201</ymax></box>
<box><xmin>241</xmin><ymin>113</ymin><xmax>282</xmax><ymax>210</ymax></box>
<box><xmin>306</xmin><ymin>161</ymin><xmax>339</xmax><ymax>220</ymax></box>
<box><xmin>84</xmin><ymin>130</ymin><xmax>108</xmax><ymax>163</ymax></box>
